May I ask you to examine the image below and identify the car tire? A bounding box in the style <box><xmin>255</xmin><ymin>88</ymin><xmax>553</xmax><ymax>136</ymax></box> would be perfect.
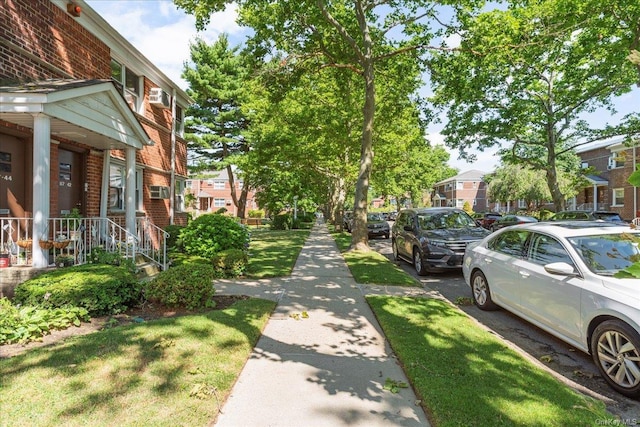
<box><xmin>591</xmin><ymin>320</ymin><xmax>640</xmax><ymax>397</ymax></box>
<box><xmin>392</xmin><ymin>240</ymin><xmax>400</xmax><ymax>261</ymax></box>
<box><xmin>413</xmin><ymin>248</ymin><xmax>427</xmax><ymax>276</ymax></box>
<box><xmin>471</xmin><ymin>270</ymin><xmax>498</xmax><ymax>310</ymax></box>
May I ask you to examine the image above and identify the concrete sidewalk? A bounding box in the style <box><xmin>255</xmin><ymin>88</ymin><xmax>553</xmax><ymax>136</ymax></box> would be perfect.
<box><xmin>213</xmin><ymin>223</ymin><xmax>431</xmax><ymax>427</ymax></box>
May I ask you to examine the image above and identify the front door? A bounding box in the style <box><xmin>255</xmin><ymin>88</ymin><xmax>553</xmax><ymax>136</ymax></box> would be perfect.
<box><xmin>58</xmin><ymin>148</ymin><xmax>84</xmax><ymax>215</ymax></box>
<box><xmin>0</xmin><ymin>134</ymin><xmax>27</xmax><ymax>217</ymax></box>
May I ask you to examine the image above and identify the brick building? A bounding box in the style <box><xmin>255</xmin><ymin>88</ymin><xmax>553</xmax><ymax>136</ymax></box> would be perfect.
<box><xmin>574</xmin><ymin>138</ymin><xmax>640</xmax><ymax>221</ymax></box>
<box><xmin>431</xmin><ymin>170</ymin><xmax>489</xmax><ymax>211</ymax></box>
<box><xmin>186</xmin><ymin>169</ymin><xmax>258</xmax><ymax>217</ymax></box>
<box><xmin>0</xmin><ymin>0</ymin><xmax>191</xmax><ymax>268</ymax></box>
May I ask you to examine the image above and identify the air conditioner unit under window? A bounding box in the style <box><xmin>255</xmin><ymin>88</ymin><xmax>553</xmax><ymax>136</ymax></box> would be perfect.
<box><xmin>149</xmin><ymin>88</ymin><xmax>170</xmax><ymax>108</ymax></box>
<box><xmin>149</xmin><ymin>185</ymin><xmax>170</xmax><ymax>199</ymax></box>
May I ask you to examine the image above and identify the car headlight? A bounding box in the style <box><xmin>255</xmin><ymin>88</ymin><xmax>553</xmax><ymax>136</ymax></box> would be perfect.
<box><xmin>429</xmin><ymin>239</ymin><xmax>448</xmax><ymax>248</ymax></box>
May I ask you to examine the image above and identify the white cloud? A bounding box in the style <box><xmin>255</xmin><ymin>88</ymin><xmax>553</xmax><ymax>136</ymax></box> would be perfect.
<box><xmin>86</xmin><ymin>1</ymin><xmax>245</xmax><ymax>89</ymax></box>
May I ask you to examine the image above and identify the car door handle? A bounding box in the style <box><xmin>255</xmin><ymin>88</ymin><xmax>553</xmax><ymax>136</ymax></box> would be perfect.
<box><xmin>519</xmin><ymin>271</ymin><xmax>530</xmax><ymax>278</ymax></box>
<box><xmin>484</xmin><ymin>258</ymin><xmax>492</xmax><ymax>264</ymax></box>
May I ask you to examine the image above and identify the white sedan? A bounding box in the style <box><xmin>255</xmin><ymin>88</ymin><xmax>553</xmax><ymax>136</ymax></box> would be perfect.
<box><xmin>462</xmin><ymin>221</ymin><xmax>640</xmax><ymax>397</ymax></box>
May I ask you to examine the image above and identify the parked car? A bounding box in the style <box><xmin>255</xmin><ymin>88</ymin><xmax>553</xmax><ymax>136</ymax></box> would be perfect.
<box><xmin>366</xmin><ymin>212</ymin><xmax>390</xmax><ymax>239</ymax></box>
<box><xmin>490</xmin><ymin>214</ymin><xmax>538</xmax><ymax>231</ymax></box>
<box><xmin>472</xmin><ymin>212</ymin><xmax>503</xmax><ymax>229</ymax></box>
<box><xmin>388</xmin><ymin>211</ymin><xmax>398</xmax><ymax>221</ymax></box>
<box><xmin>550</xmin><ymin>210</ymin><xmax>627</xmax><ymax>224</ymax></box>
<box><xmin>391</xmin><ymin>207</ymin><xmax>490</xmax><ymax>275</ymax></box>
<box><xmin>462</xmin><ymin>221</ymin><xmax>640</xmax><ymax>397</ymax></box>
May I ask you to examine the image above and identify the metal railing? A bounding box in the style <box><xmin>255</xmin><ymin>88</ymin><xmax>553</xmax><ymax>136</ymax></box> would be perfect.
<box><xmin>135</xmin><ymin>217</ymin><xmax>169</xmax><ymax>270</ymax></box>
<box><xmin>1</xmin><ymin>217</ymin><xmax>139</xmax><ymax>268</ymax></box>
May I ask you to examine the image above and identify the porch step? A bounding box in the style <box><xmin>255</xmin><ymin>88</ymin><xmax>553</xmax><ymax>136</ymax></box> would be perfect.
<box><xmin>135</xmin><ymin>254</ymin><xmax>160</xmax><ymax>281</ymax></box>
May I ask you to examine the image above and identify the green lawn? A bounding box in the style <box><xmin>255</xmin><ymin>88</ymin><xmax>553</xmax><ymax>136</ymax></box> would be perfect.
<box><xmin>244</xmin><ymin>228</ymin><xmax>310</xmax><ymax>278</ymax></box>
<box><xmin>0</xmin><ymin>298</ymin><xmax>275</xmax><ymax>427</ymax></box>
<box><xmin>332</xmin><ymin>230</ymin><xmax>419</xmax><ymax>286</ymax></box>
<box><xmin>367</xmin><ymin>295</ymin><xmax>615</xmax><ymax>426</ymax></box>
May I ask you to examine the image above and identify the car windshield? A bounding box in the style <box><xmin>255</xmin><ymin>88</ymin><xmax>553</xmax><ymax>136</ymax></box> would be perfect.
<box><xmin>417</xmin><ymin>211</ymin><xmax>477</xmax><ymax>230</ymax></box>
<box><xmin>593</xmin><ymin>212</ymin><xmax>623</xmax><ymax>221</ymax></box>
<box><xmin>568</xmin><ymin>233</ymin><xmax>640</xmax><ymax>276</ymax></box>
<box><xmin>367</xmin><ymin>213</ymin><xmax>384</xmax><ymax>221</ymax></box>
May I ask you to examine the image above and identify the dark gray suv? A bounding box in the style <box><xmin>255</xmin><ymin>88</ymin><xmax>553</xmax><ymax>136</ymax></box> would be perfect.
<box><xmin>392</xmin><ymin>207</ymin><xmax>490</xmax><ymax>275</ymax></box>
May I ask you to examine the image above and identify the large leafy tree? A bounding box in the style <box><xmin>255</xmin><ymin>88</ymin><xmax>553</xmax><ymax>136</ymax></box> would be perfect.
<box><xmin>175</xmin><ymin>0</ymin><xmax>484</xmax><ymax>251</ymax></box>
<box><xmin>182</xmin><ymin>35</ymin><xmax>254</xmax><ymax>218</ymax></box>
<box><xmin>430</xmin><ymin>0</ymin><xmax>640</xmax><ymax>211</ymax></box>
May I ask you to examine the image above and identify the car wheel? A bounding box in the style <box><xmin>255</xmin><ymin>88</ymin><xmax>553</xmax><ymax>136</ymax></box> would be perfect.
<box><xmin>471</xmin><ymin>271</ymin><xmax>498</xmax><ymax>310</ymax></box>
<box><xmin>392</xmin><ymin>240</ymin><xmax>400</xmax><ymax>261</ymax></box>
<box><xmin>592</xmin><ymin>320</ymin><xmax>640</xmax><ymax>397</ymax></box>
<box><xmin>413</xmin><ymin>248</ymin><xmax>427</xmax><ymax>276</ymax></box>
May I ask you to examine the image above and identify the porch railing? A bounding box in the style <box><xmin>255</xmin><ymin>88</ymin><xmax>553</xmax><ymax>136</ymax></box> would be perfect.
<box><xmin>0</xmin><ymin>217</ymin><xmax>138</xmax><ymax>268</ymax></box>
<box><xmin>576</xmin><ymin>203</ymin><xmax>609</xmax><ymax>211</ymax></box>
<box><xmin>135</xmin><ymin>217</ymin><xmax>169</xmax><ymax>271</ymax></box>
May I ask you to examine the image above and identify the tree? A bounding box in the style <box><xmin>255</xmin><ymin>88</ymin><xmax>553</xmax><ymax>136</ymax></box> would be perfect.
<box><xmin>182</xmin><ymin>35</ymin><xmax>254</xmax><ymax>218</ymax></box>
<box><xmin>175</xmin><ymin>0</ymin><xmax>485</xmax><ymax>251</ymax></box>
<box><xmin>430</xmin><ymin>1</ymin><xmax>640</xmax><ymax>211</ymax></box>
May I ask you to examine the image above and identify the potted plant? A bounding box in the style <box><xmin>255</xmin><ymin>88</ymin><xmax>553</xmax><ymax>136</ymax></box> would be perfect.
<box><xmin>63</xmin><ymin>208</ymin><xmax>83</xmax><ymax>240</ymax></box>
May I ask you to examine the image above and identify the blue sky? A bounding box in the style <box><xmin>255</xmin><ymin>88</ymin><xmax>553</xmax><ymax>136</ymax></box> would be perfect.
<box><xmin>86</xmin><ymin>0</ymin><xmax>640</xmax><ymax>174</ymax></box>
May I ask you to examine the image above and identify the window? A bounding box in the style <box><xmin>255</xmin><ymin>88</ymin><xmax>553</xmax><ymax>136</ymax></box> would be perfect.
<box><xmin>473</xmin><ymin>182</ymin><xmax>477</xmax><ymax>188</ymax></box>
<box><xmin>175</xmin><ymin>179</ymin><xmax>185</xmax><ymax>212</ymax></box>
<box><xmin>175</xmin><ymin>105</ymin><xmax>184</xmax><ymax>136</ymax></box>
<box><xmin>613</xmin><ymin>188</ymin><xmax>625</xmax><ymax>206</ymax></box>
<box><xmin>456</xmin><ymin>199</ymin><xmax>465</xmax><ymax>208</ymax></box>
<box><xmin>488</xmin><ymin>230</ymin><xmax>529</xmax><ymax>257</ymax></box>
<box><xmin>214</xmin><ymin>198</ymin><xmax>226</xmax><ymax>207</ymax></box>
<box><xmin>109</xmin><ymin>163</ymin><xmax>142</xmax><ymax>211</ymax></box>
<box><xmin>518</xmin><ymin>199</ymin><xmax>527</xmax><ymax>209</ymax></box>
<box><xmin>456</xmin><ymin>181</ymin><xmax>464</xmax><ymax>190</ymax></box>
<box><xmin>610</xmin><ymin>152</ymin><xmax>625</xmax><ymax>169</ymax></box>
<box><xmin>528</xmin><ymin>234</ymin><xmax>573</xmax><ymax>266</ymax></box>
<box><xmin>111</xmin><ymin>59</ymin><xmax>141</xmax><ymax>112</ymax></box>
<box><xmin>214</xmin><ymin>181</ymin><xmax>225</xmax><ymax>190</ymax></box>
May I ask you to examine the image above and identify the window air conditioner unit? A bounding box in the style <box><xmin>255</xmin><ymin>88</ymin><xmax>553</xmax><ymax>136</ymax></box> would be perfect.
<box><xmin>149</xmin><ymin>88</ymin><xmax>170</xmax><ymax>108</ymax></box>
<box><xmin>149</xmin><ymin>185</ymin><xmax>170</xmax><ymax>199</ymax></box>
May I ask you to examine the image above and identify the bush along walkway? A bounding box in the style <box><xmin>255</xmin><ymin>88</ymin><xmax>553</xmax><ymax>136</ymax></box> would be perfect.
<box><xmin>213</xmin><ymin>223</ymin><xmax>431</xmax><ymax>427</ymax></box>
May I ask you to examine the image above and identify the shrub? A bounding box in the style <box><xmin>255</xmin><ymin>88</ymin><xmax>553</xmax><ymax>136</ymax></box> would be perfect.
<box><xmin>14</xmin><ymin>264</ymin><xmax>141</xmax><ymax>316</ymax></box>
<box><xmin>164</xmin><ymin>224</ymin><xmax>185</xmax><ymax>251</ymax></box>
<box><xmin>271</xmin><ymin>213</ymin><xmax>293</xmax><ymax>230</ymax></box>
<box><xmin>144</xmin><ymin>263</ymin><xmax>217</xmax><ymax>310</ymax></box>
<box><xmin>212</xmin><ymin>249</ymin><xmax>248</xmax><ymax>278</ymax></box>
<box><xmin>0</xmin><ymin>297</ymin><xmax>89</xmax><ymax>345</ymax></box>
<box><xmin>248</xmin><ymin>209</ymin><xmax>265</xmax><ymax>218</ymax></box>
<box><xmin>179</xmin><ymin>213</ymin><xmax>250</xmax><ymax>259</ymax></box>
<box><xmin>88</xmin><ymin>247</ymin><xmax>135</xmax><ymax>271</ymax></box>
<box><xmin>168</xmin><ymin>252</ymin><xmax>211</xmax><ymax>267</ymax></box>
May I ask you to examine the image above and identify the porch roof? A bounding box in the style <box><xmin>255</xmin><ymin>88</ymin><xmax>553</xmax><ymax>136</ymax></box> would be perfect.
<box><xmin>584</xmin><ymin>174</ymin><xmax>609</xmax><ymax>186</ymax></box>
<box><xmin>0</xmin><ymin>79</ymin><xmax>152</xmax><ymax>150</ymax></box>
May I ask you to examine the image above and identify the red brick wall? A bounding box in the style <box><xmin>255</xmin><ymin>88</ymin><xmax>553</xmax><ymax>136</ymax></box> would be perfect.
<box><xmin>0</xmin><ymin>0</ymin><xmax>110</xmax><ymax>81</ymax></box>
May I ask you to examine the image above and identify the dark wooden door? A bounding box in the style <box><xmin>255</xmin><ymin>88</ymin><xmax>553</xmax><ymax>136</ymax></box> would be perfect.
<box><xmin>0</xmin><ymin>134</ymin><xmax>27</xmax><ymax>216</ymax></box>
<box><xmin>58</xmin><ymin>149</ymin><xmax>83</xmax><ymax>215</ymax></box>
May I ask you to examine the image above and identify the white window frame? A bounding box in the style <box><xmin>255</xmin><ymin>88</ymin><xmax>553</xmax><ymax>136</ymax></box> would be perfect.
<box><xmin>214</xmin><ymin>181</ymin><xmax>225</xmax><ymax>190</ymax></box>
<box><xmin>111</xmin><ymin>59</ymin><xmax>142</xmax><ymax>113</ymax></box>
<box><xmin>175</xmin><ymin>104</ymin><xmax>185</xmax><ymax>137</ymax></box>
<box><xmin>109</xmin><ymin>162</ymin><xmax>143</xmax><ymax>212</ymax></box>
<box><xmin>214</xmin><ymin>198</ymin><xmax>226</xmax><ymax>207</ymax></box>
<box><xmin>175</xmin><ymin>178</ymin><xmax>185</xmax><ymax>212</ymax></box>
<box><xmin>456</xmin><ymin>181</ymin><xmax>464</xmax><ymax>190</ymax></box>
<box><xmin>456</xmin><ymin>199</ymin><xmax>465</xmax><ymax>208</ymax></box>
<box><xmin>612</xmin><ymin>188</ymin><xmax>625</xmax><ymax>207</ymax></box>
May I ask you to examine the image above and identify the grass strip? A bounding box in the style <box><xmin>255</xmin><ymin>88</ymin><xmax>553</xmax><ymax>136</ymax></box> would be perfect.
<box><xmin>0</xmin><ymin>298</ymin><xmax>275</xmax><ymax>427</ymax></box>
<box><xmin>332</xmin><ymin>230</ymin><xmax>419</xmax><ymax>286</ymax></box>
<box><xmin>245</xmin><ymin>228</ymin><xmax>310</xmax><ymax>278</ymax></box>
<box><xmin>367</xmin><ymin>295</ymin><xmax>616</xmax><ymax>426</ymax></box>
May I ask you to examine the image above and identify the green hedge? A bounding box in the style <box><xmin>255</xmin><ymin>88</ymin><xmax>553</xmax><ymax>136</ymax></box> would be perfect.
<box><xmin>144</xmin><ymin>263</ymin><xmax>218</xmax><ymax>310</ymax></box>
<box><xmin>212</xmin><ymin>248</ymin><xmax>248</xmax><ymax>278</ymax></box>
<box><xmin>180</xmin><ymin>213</ymin><xmax>249</xmax><ymax>259</ymax></box>
<box><xmin>14</xmin><ymin>264</ymin><xmax>141</xmax><ymax>316</ymax></box>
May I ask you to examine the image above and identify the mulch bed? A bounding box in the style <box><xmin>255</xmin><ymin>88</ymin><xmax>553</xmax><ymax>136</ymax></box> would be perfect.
<box><xmin>0</xmin><ymin>295</ymin><xmax>249</xmax><ymax>359</ymax></box>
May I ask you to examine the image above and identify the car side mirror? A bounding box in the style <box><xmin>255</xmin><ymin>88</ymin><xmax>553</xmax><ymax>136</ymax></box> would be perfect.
<box><xmin>544</xmin><ymin>262</ymin><xmax>579</xmax><ymax>277</ymax></box>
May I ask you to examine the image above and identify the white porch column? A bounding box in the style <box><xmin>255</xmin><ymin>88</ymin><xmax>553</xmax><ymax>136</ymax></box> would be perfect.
<box><xmin>593</xmin><ymin>184</ymin><xmax>598</xmax><ymax>210</ymax></box>
<box><xmin>125</xmin><ymin>147</ymin><xmax>137</xmax><ymax>236</ymax></box>
<box><xmin>32</xmin><ymin>114</ymin><xmax>50</xmax><ymax>268</ymax></box>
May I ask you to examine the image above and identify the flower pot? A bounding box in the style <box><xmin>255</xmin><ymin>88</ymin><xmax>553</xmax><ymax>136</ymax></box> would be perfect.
<box><xmin>39</xmin><ymin>240</ymin><xmax>54</xmax><ymax>250</ymax></box>
<box><xmin>0</xmin><ymin>253</ymin><xmax>9</xmax><ymax>268</ymax></box>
